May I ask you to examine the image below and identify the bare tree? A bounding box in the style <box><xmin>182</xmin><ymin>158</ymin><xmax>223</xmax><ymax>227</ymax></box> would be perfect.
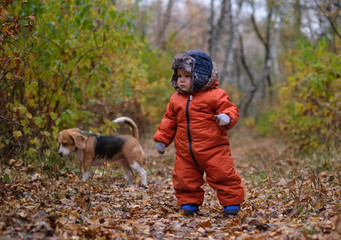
<box><xmin>249</xmin><ymin>0</ymin><xmax>289</xmax><ymax>100</ymax></box>
<box><xmin>208</xmin><ymin>0</ymin><xmax>228</xmax><ymax>59</ymax></box>
<box><xmin>220</xmin><ymin>0</ymin><xmax>243</xmax><ymax>85</ymax></box>
<box><xmin>236</xmin><ymin>0</ymin><xmax>289</xmax><ymax>115</ymax></box>
<box><xmin>271</xmin><ymin>0</ymin><xmax>290</xmax><ymax>81</ymax></box>
<box><xmin>238</xmin><ymin>33</ymin><xmax>258</xmax><ymax>116</ymax></box>
<box><xmin>312</xmin><ymin>0</ymin><xmax>341</xmax><ymax>52</ymax></box>
<box><xmin>313</xmin><ymin>0</ymin><xmax>341</xmax><ymax>39</ymax></box>
<box><xmin>208</xmin><ymin>0</ymin><xmax>215</xmax><ymax>55</ymax></box>
<box><xmin>294</xmin><ymin>0</ymin><xmax>303</xmax><ymax>36</ymax></box>
<box><xmin>156</xmin><ymin>0</ymin><xmax>174</xmax><ymax>49</ymax></box>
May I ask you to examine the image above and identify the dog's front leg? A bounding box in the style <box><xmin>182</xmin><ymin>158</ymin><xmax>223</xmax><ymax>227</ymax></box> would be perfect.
<box><xmin>82</xmin><ymin>156</ymin><xmax>92</xmax><ymax>181</ymax></box>
<box><xmin>130</xmin><ymin>161</ymin><xmax>147</xmax><ymax>187</ymax></box>
<box><xmin>75</xmin><ymin>150</ymin><xmax>84</xmax><ymax>180</ymax></box>
<box><xmin>82</xmin><ymin>172</ymin><xmax>90</xmax><ymax>181</ymax></box>
<box><xmin>121</xmin><ymin>160</ymin><xmax>134</xmax><ymax>185</ymax></box>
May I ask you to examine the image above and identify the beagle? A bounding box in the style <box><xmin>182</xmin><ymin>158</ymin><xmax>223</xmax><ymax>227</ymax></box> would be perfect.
<box><xmin>58</xmin><ymin>117</ymin><xmax>147</xmax><ymax>186</ymax></box>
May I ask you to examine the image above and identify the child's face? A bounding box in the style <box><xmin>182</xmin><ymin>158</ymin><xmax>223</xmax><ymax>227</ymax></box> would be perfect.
<box><xmin>177</xmin><ymin>68</ymin><xmax>191</xmax><ymax>93</ymax></box>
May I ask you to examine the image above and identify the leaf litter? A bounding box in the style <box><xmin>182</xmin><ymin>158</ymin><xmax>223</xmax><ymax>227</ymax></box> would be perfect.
<box><xmin>0</xmin><ymin>134</ymin><xmax>340</xmax><ymax>239</ymax></box>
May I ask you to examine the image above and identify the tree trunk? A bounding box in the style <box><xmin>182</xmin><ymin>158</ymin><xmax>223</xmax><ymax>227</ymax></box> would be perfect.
<box><xmin>208</xmin><ymin>0</ymin><xmax>215</xmax><ymax>56</ymax></box>
<box><xmin>221</xmin><ymin>0</ymin><xmax>243</xmax><ymax>85</ymax></box>
<box><xmin>314</xmin><ymin>0</ymin><xmax>341</xmax><ymax>39</ymax></box>
<box><xmin>156</xmin><ymin>0</ymin><xmax>174</xmax><ymax>50</ymax></box>
<box><xmin>250</xmin><ymin>1</ymin><xmax>274</xmax><ymax>100</ymax></box>
<box><xmin>271</xmin><ymin>0</ymin><xmax>289</xmax><ymax>82</ymax></box>
<box><xmin>208</xmin><ymin>0</ymin><xmax>228</xmax><ymax>59</ymax></box>
<box><xmin>238</xmin><ymin>33</ymin><xmax>257</xmax><ymax>117</ymax></box>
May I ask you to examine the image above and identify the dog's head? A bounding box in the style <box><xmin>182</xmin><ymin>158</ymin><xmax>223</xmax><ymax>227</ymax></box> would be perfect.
<box><xmin>58</xmin><ymin>128</ymin><xmax>87</xmax><ymax>157</ymax></box>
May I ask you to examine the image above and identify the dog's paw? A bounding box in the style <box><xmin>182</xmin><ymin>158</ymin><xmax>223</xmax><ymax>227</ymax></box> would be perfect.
<box><xmin>82</xmin><ymin>172</ymin><xmax>90</xmax><ymax>181</ymax></box>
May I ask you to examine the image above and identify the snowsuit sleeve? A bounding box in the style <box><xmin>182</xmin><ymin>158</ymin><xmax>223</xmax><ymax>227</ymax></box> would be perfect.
<box><xmin>153</xmin><ymin>95</ymin><xmax>177</xmax><ymax>146</ymax></box>
<box><xmin>215</xmin><ymin>90</ymin><xmax>239</xmax><ymax>130</ymax></box>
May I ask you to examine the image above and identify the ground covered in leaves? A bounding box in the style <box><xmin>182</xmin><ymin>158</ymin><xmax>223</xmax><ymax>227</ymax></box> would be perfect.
<box><xmin>0</xmin><ymin>130</ymin><xmax>340</xmax><ymax>239</ymax></box>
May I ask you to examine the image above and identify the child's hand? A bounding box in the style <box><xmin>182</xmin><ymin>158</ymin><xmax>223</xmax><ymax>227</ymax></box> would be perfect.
<box><xmin>156</xmin><ymin>142</ymin><xmax>166</xmax><ymax>154</ymax></box>
<box><xmin>214</xmin><ymin>113</ymin><xmax>230</xmax><ymax>126</ymax></box>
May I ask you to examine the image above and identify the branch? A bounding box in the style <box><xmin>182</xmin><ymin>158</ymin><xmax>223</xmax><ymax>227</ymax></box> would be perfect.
<box><xmin>0</xmin><ymin>78</ymin><xmax>23</xmax><ymax>91</ymax></box>
<box><xmin>0</xmin><ymin>115</ymin><xmax>40</xmax><ymax>134</ymax></box>
<box><xmin>330</xmin><ymin>65</ymin><xmax>341</xmax><ymax>77</ymax></box>
<box><xmin>208</xmin><ymin>0</ymin><xmax>215</xmax><ymax>56</ymax></box>
<box><xmin>239</xmin><ymin>34</ymin><xmax>255</xmax><ymax>87</ymax></box>
<box><xmin>238</xmin><ymin>86</ymin><xmax>258</xmax><ymax>116</ymax></box>
<box><xmin>157</xmin><ymin>0</ymin><xmax>174</xmax><ymax>48</ymax></box>
<box><xmin>264</xmin><ymin>8</ymin><xmax>272</xmax><ymax>52</ymax></box>
<box><xmin>314</xmin><ymin>0</ymin><xmax>341</xmax><ymax>39</ymax></box>
<box><xmin>211</xmin><ymin>0</ymin><xmax>228</xmax><ymax>58</ymax></box>
<box><xmin>174</xmin><ymin>5</ymin><xmax>209</xmax><ymax>35</ymax></box>
<box><xmin>53</xmin><ymin>46</ymin><xmax>100</xmax><ymax>112</ymax></box>
<box><xmin>250</xmin><ymin>2</ymin><xmax>266</xmax><ymax>46</ymax></box>
<box><xmin>237</xmin><ymin>32</ymin><xmax>259</xmax><ymax>116</ymax></box>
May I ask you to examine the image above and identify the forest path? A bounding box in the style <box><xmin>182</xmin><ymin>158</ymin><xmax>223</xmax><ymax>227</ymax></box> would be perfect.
<box><xmin>0</xmin><ymin>130</ymin><xmax>340</xmax><ymax>239</ymax></box>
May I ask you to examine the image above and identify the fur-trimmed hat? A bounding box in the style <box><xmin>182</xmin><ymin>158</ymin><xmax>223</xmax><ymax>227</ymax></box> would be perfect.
<box><xmin>170</xmin><ymin>50</ymin><xmax>218</xmax><ymax>93</ymax></box>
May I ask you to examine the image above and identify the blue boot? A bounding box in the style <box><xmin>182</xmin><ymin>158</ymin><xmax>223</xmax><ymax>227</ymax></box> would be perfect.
<box><xmin>224</xmin><ymin>204</ymin><xmax>240</xmax><ymax>216</ymax></box>
<box><xmin>180</xmin><ymin>204</ymin><xmax>199</xmax><ymax>216</ymax></box>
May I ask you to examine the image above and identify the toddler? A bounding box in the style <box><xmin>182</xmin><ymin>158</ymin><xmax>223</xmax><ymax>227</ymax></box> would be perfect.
<box><xmin>154</xmin><ymin>50</ymin><xmax>244</xmax><ymax>216</ymax></box>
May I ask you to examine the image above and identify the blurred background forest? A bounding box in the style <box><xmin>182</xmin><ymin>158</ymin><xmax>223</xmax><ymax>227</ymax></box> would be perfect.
<box><xmin>1</xmin><ymin>0</ymin><xmax>340</xmax><ymax>168</ymax></box>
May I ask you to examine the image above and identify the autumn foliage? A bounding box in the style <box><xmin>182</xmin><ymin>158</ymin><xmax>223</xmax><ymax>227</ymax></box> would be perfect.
<box><xmin>1</xmin><ymin>133</ymin><xmax>340</xmax><ymax>239</ymax></box>
<box><xmin>273</xmin><ymin>39</ymin><xmax>341</xmax><ymax>153</ymax></box>
<box><xmin>1</xmin><ymin>0</ymin><xmax>341</xmax><ymax>239</ymax></box>
<box><xmin>0</xmin><ymin>0</ymin><xmax>173</xmax><ymax>165</ymax></box>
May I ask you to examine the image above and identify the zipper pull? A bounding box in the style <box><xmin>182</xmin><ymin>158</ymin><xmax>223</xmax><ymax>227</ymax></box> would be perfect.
<box><xmin>189</xmin><ymin>95</ymin><xmax>193</xmax><ymax>101</ymax></box>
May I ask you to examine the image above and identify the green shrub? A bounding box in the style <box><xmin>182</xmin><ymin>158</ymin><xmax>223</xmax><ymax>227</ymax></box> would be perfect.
<box><xmin>273</xmin><ymin>38</ymin><xmax>341</xmax><ymax>153</ymax></box>
<box><xmin>0</xmin><ymin>0</ymin><xmax>151</xmax><ymax>166</ymax></box>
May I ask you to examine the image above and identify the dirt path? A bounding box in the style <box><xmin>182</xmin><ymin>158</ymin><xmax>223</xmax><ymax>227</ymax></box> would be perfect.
<box><xmin>0</xmin><ymin>133</ymin><xmax>340</xmax><ymax>239</ymax></box>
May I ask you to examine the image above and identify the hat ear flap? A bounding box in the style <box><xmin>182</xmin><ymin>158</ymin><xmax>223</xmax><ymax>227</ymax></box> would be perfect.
<box><xmin>171</xmin><ymin>52</ymin><xmax>196</xmax><ymax>93</ymax></box>
<box><xmin>171</xmin><ymin>69</ymin><xmax>179</xmax><ymax>89</ymax></box>
<box><xmin>70</xmin><ymin>132</ymin><xmax>87</xmax><ymax>150</ymax></box>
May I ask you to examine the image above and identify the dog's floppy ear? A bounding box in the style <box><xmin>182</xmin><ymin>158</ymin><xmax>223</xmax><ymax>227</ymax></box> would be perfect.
<box><xmin>70</xmin><ymin>131</ymin><xmax>87</xmax><ymax>150</ymax></box>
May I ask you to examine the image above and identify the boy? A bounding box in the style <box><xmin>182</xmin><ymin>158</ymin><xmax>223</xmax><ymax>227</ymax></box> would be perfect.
<box><xmin>154</xmin><ymin>50</ymin><xmax>244</xmax><ymax>216</ymax></box>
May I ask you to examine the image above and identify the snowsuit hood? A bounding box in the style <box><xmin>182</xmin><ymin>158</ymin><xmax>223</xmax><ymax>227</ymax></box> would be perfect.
<box><xmin>171</xmin><ymin>50</ymin><xmax>219</xmax><ymax>94</ymax></box>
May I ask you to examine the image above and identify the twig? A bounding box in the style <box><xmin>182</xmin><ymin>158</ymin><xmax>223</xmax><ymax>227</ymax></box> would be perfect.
<box><xmin>330</xmin><ymin>65</ymin><xmax>341</xmax><ymax>77</ymax></box>
<box><xmin>0</xmin><ymin>114</ymin><xmax>40</xmax><ymax>134</ymax></box>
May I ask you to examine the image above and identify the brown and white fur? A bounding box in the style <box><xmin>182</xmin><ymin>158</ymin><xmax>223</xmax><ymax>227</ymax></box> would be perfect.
<box><xmin>58</xmin><ymin>117</ymin><xmax>147</xmax><ymax>186</ymax></box>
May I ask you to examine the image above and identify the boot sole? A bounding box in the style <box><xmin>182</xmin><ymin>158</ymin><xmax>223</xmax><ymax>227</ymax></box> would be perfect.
<box><xmin>224</xmin><ymin>210</ymin><xmax>239</xmax><ymax>216</ymax></box>
<box><xmin>181</xmin><ymin>209</ymin><xmax>197</xmax><ymax>216</ymax></box>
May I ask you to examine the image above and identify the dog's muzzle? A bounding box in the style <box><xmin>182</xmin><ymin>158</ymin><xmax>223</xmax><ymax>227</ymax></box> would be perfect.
<box><xmin>58</xmin><ymin>145</ymin><xmax>70</xmax><ymax>157</ymax></box>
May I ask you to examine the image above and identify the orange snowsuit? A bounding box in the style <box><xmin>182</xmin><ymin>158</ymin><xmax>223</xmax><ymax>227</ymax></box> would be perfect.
<box><xmin>154</xmin><ymin>79</ymin><xmax>244</xmax><ymax>207</ymax></box>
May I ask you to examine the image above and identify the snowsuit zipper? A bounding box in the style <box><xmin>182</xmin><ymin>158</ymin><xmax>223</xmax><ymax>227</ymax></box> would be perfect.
<box><xmin>186</xmin><ymin>95</ymin><xmax>199</xmax><ymax>167</ymax></box>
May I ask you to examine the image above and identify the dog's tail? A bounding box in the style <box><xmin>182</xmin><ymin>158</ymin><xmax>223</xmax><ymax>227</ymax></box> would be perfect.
<box><xmin>113</xmin><ymin>117</ymin><xmax>139</xmax><ymax>139</ymax></box>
